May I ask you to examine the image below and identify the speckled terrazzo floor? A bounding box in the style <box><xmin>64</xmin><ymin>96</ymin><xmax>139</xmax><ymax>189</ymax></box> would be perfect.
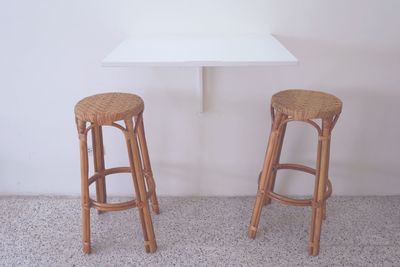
<box><xmin>0</xmin><ymin>196</ymin><xmax>399</xmax><ymax>267</ymax></box>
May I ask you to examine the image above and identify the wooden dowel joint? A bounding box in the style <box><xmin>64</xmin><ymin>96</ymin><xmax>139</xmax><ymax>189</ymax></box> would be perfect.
<box><xmin>318</xmin><ymin>135</ymin><xmax>331</xmax><ymax>141</ymax></box>
<box><xmin>257</xmin><ymin>189</ymin><xmax>266</xmax><ymax>198</ymax></box>
<box><xmin>79</xmin><ymin>133</ymin><xmax>87</xmax><ymax>141</ymax></box>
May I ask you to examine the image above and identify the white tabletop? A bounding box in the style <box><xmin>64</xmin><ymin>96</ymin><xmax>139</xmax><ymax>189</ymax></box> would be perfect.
<box><xmin>102</xmin><ymin>34</ymin><xmax>297</xmax><ymax>67</ymax></box>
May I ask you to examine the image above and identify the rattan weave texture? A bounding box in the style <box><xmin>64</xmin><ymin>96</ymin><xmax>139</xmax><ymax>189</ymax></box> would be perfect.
<box><xmin>74</xmin><ymin>92</ymin><xmax>144</xmax><ymax>124</ymax></box>
<box><xmin>271</xmin><ymin>89</ymin><xmax>342</xmax><ymax>120</ymax></box>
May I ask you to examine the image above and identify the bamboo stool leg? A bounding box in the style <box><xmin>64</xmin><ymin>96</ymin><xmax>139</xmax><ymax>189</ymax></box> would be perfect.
<box><xmin>264</xmin><ymin>113</ymin><xmax>288</xmax><ymax>205</ymax></box>
<box><xmin>137</xmin><ymin>115</ymin><xmax>160</xmax><ymax>214</ymax></box>
<box><xmin>76</xmin><ymin>119</ymin><xmax>91</xmax><ymax>254</ymax></box>
<box><xmin>309</xmin><ymin>130</ymin><xmax>322</xmax><ymax>255</ymax></box>
<box><xmin>309</xmin><ymin>118</ymin><xmax>332</xmax><ymax>256</ymax></box>
<box><xmin>92</xmin><ymin>124</ymin><xmax>107</xmax><ymax>212</ymax></box>
<box><xmin>248</xmin><ymin>112</ymin><xmax>284</xmax><ymax>239</ymax></box>
<box><xmin>313</xmin><ymin>127</ymin><xmax>327</xmax><ymax>222</ymax></box>
<box><xmin>125</xmin><ymin>118</ymin><xmax>157</xmax><ymax>253</ymax></box>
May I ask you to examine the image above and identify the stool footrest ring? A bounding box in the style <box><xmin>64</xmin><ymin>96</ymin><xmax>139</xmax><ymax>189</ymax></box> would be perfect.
<box><xmin>267</xmin><ymin>180</ymin><xmax>332</xmax><ymax>207</ymax></box>
<box><xmin>274</xmin><ymin>163</ymin><xmax>316</xmax><ymax>175</ymax></box>
<box><xmin>91</xmin><ymin>199</ymin><xmax>138</xmax><ymax>212</ymax></box>
<box><xmin>87</xmin><ymin>166</ymin><xmax>156</xmax><ymax>208</ymax></box>
<box><xmin>88</xmin><ymin>167</ymin><xmax>131</xmax><ymax>185</ymax></box>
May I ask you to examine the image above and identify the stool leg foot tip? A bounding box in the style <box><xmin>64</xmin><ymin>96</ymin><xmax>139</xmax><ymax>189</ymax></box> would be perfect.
<box><xmin>309</xmin><ymin>245</ymin><xmax>319</xmax><ymax>256</ymax></box>
<box><xmin>152</xmin><ymin>205</ymin><xmax>160</xmax><ymax>215</ymax></box>
<box><xmin>248</xmin><ymin>228</ymin><xmax>257</xmax><ymax>239</ymax></box>
<box><xmin>83</xmin><ymin>244</ymin><xmax>91</xmax><ymax>254</ymax></box>
<box><xmin>145</xmin><ymin>242</ymin><xmax>157</xmax><ymax>253</ymax></box>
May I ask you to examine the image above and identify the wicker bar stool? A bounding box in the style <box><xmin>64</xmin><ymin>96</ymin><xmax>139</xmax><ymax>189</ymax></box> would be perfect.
<box><xmin>248</xmin><ymin>89</ymin><xmax>342</xmax><ymax>256</ymax></box>
<box><xmin>74</xmin><ymin>92</ymin><xmax>159</xmax><ymax>254</ymax></box>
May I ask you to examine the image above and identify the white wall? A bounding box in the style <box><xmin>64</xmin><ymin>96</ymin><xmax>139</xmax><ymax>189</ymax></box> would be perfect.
<box><xmin>1</xmin><ymin>0</ymin><xmax>399</xmax><ymax>196</ymax></box>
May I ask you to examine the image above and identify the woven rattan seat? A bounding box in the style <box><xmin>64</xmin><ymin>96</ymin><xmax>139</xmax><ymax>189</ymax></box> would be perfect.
<box><xmin>74</xmin><ymin>92</ymin><xmax>144</xmax><ymax>124</ymax></box>
<box><xmin>271</xmin><ymin>89</ymin><xmax>342</xmax><ymax>120</ymax></box>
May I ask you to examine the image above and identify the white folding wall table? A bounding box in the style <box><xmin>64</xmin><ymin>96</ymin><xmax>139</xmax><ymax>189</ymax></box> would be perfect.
<box><xmin>102</xmin><ymin>35</ymin><xmax>298</xmax><ymax>112</ymax></box>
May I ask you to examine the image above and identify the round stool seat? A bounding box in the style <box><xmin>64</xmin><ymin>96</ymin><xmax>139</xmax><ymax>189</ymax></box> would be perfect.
<box><xmin>271</xmin><ymin>89</ymin><xmax>342</xmax><ymax>120</ymax></box>
<box><xmin>74</xmin><ymin>92</ymin><xmax>144</xmax><ymax>124</ymax></box>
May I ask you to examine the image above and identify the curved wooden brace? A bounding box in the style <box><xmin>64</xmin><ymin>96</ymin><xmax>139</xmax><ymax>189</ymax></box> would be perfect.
<box><xmin>267</xmin><ymin>180</ymin><xmax>332</xmax><ymax>207</ymax></box>
<box><xmin>275</xmin><ymin>163</ymin><xmax>316</xmax><ymax>175</ymax></box>
<box><xmin>270</xmin><ymin>106</ymin><xmax>322</xmax><ymax>135</ymax></box>
<box><xmin>91</xmin><ymin>199</ymin><xmax>138</xmax><ymax>212</ymax></box>
<box><xmin>88</xmin><ymin>166</ymin><xmax>156</xmax><ymax>205</ymax></box>
<box><xmin>277</xmin><ymin>118</ymin><xmax>322</xmax><ymax>136</ymax></box>
<box><xmin>83</xmin><ymin>124</ymin><xmax>95</xmax><ymax>136</ymax></box>
<box><xmin>267</xmin><ymin>163</ymin><xmax>332</xmax><ymax>206</ymax></box>
<box><xmin>88</xmin><ymin>167</ymin><xmax>130</xmax><ymax>185</ymax></box>
<box><xmin>330</xmin><ymin>113</ymin><xmax>340</xmax><ymax>133</ymax></box>
<box><xmin>304</xmin><ymin>119</ymin><xmax>322</xmax><ymax>136</ymax></box>
<box><xmin>134</xmin><ymin>113</ymin><xmax>143</xmax><ymax>133</ymax></box>
<box><xmin>268</xmin><ymin>192</ymin><xmax>312</xmax><ymax>206</ymax></box>
<box><xmin>83</xmin><ymin>122</ymin><xmax>128</xmax><ymax>138</ymax></box>
<box><xmin>110</xmin><ymin>122</ymin><xmax>128</xmax><ymax>132</ymax></box>
<box><xmin>325</xmin><ymin>179</ymin><xmax>332</xmax><ymax>200</ymax></box>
